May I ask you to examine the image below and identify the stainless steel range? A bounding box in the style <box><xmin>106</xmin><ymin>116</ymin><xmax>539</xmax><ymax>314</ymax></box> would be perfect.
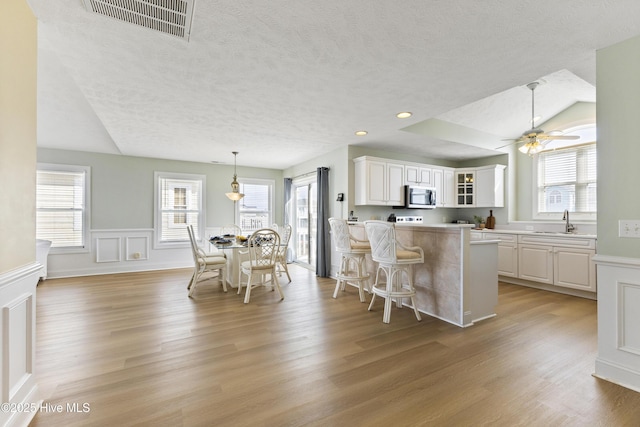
<box><xmin>395</xmin><ymin>216</ymin><xmax>423</xmax><ymax>224</ymax></box>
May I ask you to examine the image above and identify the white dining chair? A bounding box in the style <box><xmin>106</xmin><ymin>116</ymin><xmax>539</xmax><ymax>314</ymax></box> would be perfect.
<box><xmin>240</xmin><ymin>228</ymin><xmax>283</xmax><ymax>304</ymax></box>
<box><xmin>275</xmin><ymin>224</ymin><xmax>292</xmax><ymax>283</ymax></box>
<box><xmin>187</xmin><ymin>225</ymin><xmax>228</xmax><ymax>297</ymax></box>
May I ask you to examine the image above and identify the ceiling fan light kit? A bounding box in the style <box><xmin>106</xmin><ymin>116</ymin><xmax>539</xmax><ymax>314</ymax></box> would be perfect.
<box><xmin>501</xmin><ymin>80</ymin><xmax>579</xmax><ymax>156</ymax></box>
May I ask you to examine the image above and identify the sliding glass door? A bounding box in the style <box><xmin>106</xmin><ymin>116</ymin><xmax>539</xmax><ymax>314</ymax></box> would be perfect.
<box><xmin>292</xmin><ymin>177</ymin><xmax>317</xmax><ymax>269</ymax></box>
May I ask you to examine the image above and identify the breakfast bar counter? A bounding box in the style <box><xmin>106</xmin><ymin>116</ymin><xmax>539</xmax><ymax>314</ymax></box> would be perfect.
<box><xmin>349</xmin><ymin>222</ymin><xmax>498</xmax><ymax>327</ymax></box>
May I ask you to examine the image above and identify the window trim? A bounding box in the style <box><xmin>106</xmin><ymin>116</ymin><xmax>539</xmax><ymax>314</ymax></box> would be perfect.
<box><xmin>154</xmin><ymin>171</ymin><xmax>206</xmax><ymax>249</ymax></box>
<box><xmin>236</xmin><ymin>177</ymin><xmax>275</xmax><ymax>233</ymax></box>
<box><xmin>532</xmin><ymin>142</ymin><xmax>597</xmax><ymax>222</ymax></box>
<box><xmin>36</xmin><ymin>163</ymin><xmax>91</xmax><ymax>254</ymax></box>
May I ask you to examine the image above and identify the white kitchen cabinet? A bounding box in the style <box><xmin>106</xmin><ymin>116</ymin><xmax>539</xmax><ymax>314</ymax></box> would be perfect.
<box><xmin>354</xmin><ymin>156</ymin><xmax>405</xmax><ymax>206</ymax></box>
<box><xmin>454</xmin><ymin>165</ymin><xmax>505</xmax><ymax>208</ymax></box>
<box><xmin>518</xmin><ymin>243</ymin><xmax>554</xmax><ymax>284</ymax></box>
<box><xmin>517</xmin><ymin>233</ymin><xmax>596</xmax><ymax>291</ymax></box>
<box><xmin>554</xmin><ymin>247</ymin><xmax>596</xmax><ymax>292</ymax></box>
<box><xmin>455</xmin><ymin>169</ymin><xmax>475</xmax><ymax>207</ymax></box>
<box><xmin>491</xmin><ymin>233</ymin><xmax>518</xmax><ymax>277</ymax></box>
<box><xmin>475</xmin><ymin>165</ymin><xmax>505</xmax><ymax>207</ymax></box>
<box><xmin>433</xmin><ymin>167</ymin><xmax>455</xmax><ymax>207</ymax></box>
<box><xmin>405</xmin><ymin>164</ymin><xmax>432</xmax><ymax>186</ymax></box>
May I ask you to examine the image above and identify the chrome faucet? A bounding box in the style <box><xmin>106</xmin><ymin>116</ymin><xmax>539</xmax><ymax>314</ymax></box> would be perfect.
<box><xmin>562</xmin><ymin>210</ymin><xmax>575</xmax><ymax>233</ymax></box>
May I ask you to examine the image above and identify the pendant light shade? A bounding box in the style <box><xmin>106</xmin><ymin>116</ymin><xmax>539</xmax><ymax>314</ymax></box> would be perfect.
<box><xmin>225</xmin><ymin>151</ymin><xmax>244</xmax><ymax>201</ymax></box>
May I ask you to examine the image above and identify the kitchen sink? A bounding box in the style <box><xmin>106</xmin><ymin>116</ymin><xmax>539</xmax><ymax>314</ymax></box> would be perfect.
<box><xmin>533</xmin><ymin>231</ymin><xmax>574</xmax><ymax>235</ymax></box>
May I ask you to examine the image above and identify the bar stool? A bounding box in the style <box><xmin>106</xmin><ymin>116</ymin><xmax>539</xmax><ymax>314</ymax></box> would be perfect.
<box><xmin>364</xmin><ymin>220</ymin><xmax>422</xmax><ymax>324</ymax></box>
<box><xmin>328</xmin><ymin>217</ymin><xmax>371</xmax><ymax>302</ymax></box>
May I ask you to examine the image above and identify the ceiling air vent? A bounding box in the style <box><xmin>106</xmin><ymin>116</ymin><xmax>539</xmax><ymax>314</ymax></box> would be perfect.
<box><xmin>82</xmin><ymin>0</ymin><xmax>196</xmax><ymax>40</ymax></box>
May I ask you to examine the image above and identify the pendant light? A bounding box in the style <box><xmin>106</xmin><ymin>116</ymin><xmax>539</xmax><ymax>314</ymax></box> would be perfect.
<box><xmin>225</xmin><ymin>151</ymin><xmax>244</xmax><ymax>201</ymax></box>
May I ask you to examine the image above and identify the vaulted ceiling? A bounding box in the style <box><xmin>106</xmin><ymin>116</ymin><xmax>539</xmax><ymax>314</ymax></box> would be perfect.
<box><xmin>27</xmin><ymin>0</ymin><xmax>640</xmax><ymax>169</ymax></box>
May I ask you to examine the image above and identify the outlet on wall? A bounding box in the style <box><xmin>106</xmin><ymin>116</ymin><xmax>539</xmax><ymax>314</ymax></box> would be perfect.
<box><xmin>619</xmin><ymin>220</ymin><xmax>640</xmax><ymax>238</ymax></box>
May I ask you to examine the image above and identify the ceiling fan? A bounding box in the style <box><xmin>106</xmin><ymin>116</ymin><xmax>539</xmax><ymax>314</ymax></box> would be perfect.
<box><xmin>499</xmin><ymin>81</ymin><xmax>579</xmax><ymax>155</ymax></box>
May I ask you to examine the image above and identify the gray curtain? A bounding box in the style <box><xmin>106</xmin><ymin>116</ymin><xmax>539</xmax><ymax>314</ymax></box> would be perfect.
<box><xmin>316</xmin><ymin>167</ymin><xmax>330</xmax><ymax>277</ymax></box>
<box><xmin>283</xmin><ymin>178</ymin><xmax>294</xmax><ymax>263</ymax></box>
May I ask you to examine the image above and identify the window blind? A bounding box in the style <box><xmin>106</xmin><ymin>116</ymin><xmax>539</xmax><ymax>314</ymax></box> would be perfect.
<box><xmin>36</xmin><ymin>169</ymin><xmax>86</xmax><ymax>248</ymax></box>
<box><xmin>537</xmin><ymin>143</ymin><xmax>596</xmax><ymax>213</ymax></box>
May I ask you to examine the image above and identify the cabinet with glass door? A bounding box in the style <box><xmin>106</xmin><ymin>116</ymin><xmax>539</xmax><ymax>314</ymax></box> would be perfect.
<box><xmin>456</xmin><ymin>170</ymin><xmax>475</xmax><ymax>206</ymax></box>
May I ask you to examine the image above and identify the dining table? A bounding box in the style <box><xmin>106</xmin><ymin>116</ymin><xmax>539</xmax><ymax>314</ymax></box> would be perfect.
<box><xmin>208</xmin><ymin>238</ymin><xmax>248</xmax><ymax>292</ymax></box>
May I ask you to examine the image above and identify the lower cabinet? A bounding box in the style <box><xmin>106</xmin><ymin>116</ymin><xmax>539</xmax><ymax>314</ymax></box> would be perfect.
<box><xmin>490</xmin><ymin>233</ymin><xmax>518</xmax><ymax>277</ymax></box>
<box><xmin>518</xmin><ymin>244</ymin><xmax>554</xmax><ymax>284</ymax></box>
<box><xmin>480</xmin><ymin>232</ymin><xmax>597</xmax><ymax>294</ymax></box>
<box><xmin>516</xmin><ymin>234</ymin><xmax>596</xmax><ymax>292</ymax></box>
<box><xmin>554</xmin><ymin>247</ymin><xmax>596</xmax><ymax>292</ymax></box>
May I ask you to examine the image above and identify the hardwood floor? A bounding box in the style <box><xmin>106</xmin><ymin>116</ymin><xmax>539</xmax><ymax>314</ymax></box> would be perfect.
<box><xmin>31</xmin><ymin>265</ymin><xmax>640</xmax><ymax>426</ymax></box>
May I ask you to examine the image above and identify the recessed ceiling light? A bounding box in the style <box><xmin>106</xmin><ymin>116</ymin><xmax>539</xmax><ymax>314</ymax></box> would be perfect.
<box><xmin>355</xmin><ymin>130</ymin><xmax>368</xmax><ymax>136</ymax></box>
<box><xmin>396</xmin><ymin>112</ymin><xmax>412</xmax><ymax>119</ymax></box>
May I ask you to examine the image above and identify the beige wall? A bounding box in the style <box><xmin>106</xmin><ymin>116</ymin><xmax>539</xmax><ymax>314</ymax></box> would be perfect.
<box><xmin>0</xmin><ymin>0</ymin><xmax>37</xmax><ymax>272</ymax></box>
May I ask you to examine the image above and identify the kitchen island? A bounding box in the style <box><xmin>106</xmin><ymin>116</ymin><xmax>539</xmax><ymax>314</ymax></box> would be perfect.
<box><xmin>349</xmin><ymin>222</ymin><xmax>498</xmax><ymax>327</ymax></box>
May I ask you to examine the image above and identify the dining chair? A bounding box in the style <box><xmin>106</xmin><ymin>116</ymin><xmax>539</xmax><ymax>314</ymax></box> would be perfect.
<box><xmin>328</xmin><ymin>217</ymin><xmax>371</xmax><ymax>302</ymax></box>
<box><xmin>240</xmin><ymin>228</ymin><xmax>283</xmax><ymax>304</ymax></box>
<box><xmin>187</xmin><ymin>225</ymin><xmax>228</xmax><ymax>297</ymax></box>
<box><xmin>275</xmin><ymin>224</ymin><xmax>292</xmax><ymax>283</ymax></box>
<box><xmin>364</xmin><ymin>220</ymin><xmax>422</xmax><ymax>323</ymax></box>
<box><xmin>221</xmin><ymin>224</ymin><xmax>242</xmax><ymax>237</ymax></box>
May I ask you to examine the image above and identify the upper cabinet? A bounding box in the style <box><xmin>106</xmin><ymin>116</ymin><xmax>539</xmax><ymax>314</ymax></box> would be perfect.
<box><xmin>404</xmin><ymin>164</ymin><xmax>432</xmax><ymax>186</ymax></box>
<box><xmin>353</xmin><ymin>156</ymin><xmax>505</xmax><ymax>208</ymax></box>
<box><xmin>455</xmin><ymin>169</ymin><xmax>475</xmax><ymax>207</ymax></box>
<box><xmin>432</xmin><ymin>167</ymin><xmax>455</xmax><ymax>207</ymax></box>
<box><xmin>354</xmin><ymin>156</ymin><xmax>405</xmax><ymax>206</ymax></box>
<box><xmin>455</xmin><ymin>165</ymin><xmax>506</xmax><ymax>208</ymax></box>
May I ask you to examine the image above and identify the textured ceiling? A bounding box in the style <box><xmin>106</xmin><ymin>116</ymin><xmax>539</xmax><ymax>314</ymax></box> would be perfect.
<box><xmin>27</xmin><ymin>0</ymin><xmax>640</xmax><ymax>169</ymax></box>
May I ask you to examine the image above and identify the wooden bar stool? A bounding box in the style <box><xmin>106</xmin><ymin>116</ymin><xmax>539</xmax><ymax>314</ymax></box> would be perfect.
<box><xmin>328</xmin><ymin>218</ymin><xmax>371</xmax><ymax>302</ymax></box>
<box><xmin>364</xmin><ymin>220</ymin><xmax>422</xmax><ymax>324</ymax></box>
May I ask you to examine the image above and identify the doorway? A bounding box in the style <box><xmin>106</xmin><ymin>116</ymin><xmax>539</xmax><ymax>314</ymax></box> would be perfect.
<box><xmin>292</xmin><ymin>176</ymin><xmax>317</xmax><ymax>269</ymax></box>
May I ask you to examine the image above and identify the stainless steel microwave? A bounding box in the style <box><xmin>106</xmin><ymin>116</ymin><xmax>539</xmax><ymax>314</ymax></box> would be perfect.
<box><xmin>405</xmin><ymin>185</ymin><xmax>436</xmax><ymax>209</ymax></box>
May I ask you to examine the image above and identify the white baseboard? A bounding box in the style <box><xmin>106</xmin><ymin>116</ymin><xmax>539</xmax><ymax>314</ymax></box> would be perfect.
<box><xmin>594</xmin><ymin>358</ymin><xmax>640</xmax><ymax>393</ymax></box>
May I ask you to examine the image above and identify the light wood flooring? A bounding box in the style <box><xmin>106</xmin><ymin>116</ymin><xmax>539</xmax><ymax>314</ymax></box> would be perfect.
<box><xmin>31</xmin><ymin>265</ymin><xmax>640</xmax><ymax>426</ymax></box>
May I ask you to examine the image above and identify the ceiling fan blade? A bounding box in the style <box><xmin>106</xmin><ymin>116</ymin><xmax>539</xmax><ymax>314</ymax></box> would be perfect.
<box><xmin>495</xmin><ymin>141</ymin><xmax>517</xmax><ymax>150</ymax></box>
<box><xmin>537</xmin><ymin>134</ymin><xmax>580</xmax><ymax>140</ymax></box>
<box><xmin>495</xmin><ymin>137</ymin><xmax>526</xmax><ymax>150</ymax></box>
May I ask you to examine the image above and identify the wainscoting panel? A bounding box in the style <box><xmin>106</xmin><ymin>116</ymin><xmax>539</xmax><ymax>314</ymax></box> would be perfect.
<box><xmin>47</xmin><ymin>229</ymin><xmax>192</xmax><ymax>278</ymax></box>
<box><xmin>0</xmin><ymin>263</ymin><xmax>41</xmax><ymax>427</ymax></box>
<box><xmin>95</xmin><ymin>237</ymin><xmax>122</xmax><ymax>263</ymax></box>
<box><xmin>594</xmin><ymin>255</ymin><xmax>640</xmax><ymax>393</ymax></box>
<box><xmin>125</xmin><ymin>236</ymin><xmax>149</xmax><ymax>261</ymax></box>
<box><xmin>619</xmin><ymin>281</ymin><xmax>640</xmax><ymax>356</ymax></box>
<box><xmin>3</xmin><ymin>293</ymin><xmax>33</xmax><ymax>401</ymax></box>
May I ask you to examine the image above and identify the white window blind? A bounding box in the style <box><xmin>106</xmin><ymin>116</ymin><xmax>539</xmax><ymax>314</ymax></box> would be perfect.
<box><xmin>537</xmin><ymin>143</ymin><xmax>596</xmax><ymax>214</ymax></box>
<box><xmin>157</xmin><ymin>174</ymin><xmax>204</xmax><ymax>243</ymax></box>
<box><xmin>238</xmin><ymin>180</ymin><xmax>273</xmax><ymax>233</ymax></box>
<box><xmin>36</xmin><ymin>167</ymin><xmax>88</xmax><ymax>248</ymax></box>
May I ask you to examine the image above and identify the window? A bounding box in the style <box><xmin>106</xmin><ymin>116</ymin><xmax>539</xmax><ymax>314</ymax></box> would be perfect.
<box><xmin>155</xmin><ymin>172</ymin><xmax>205</xmax><ymax>247</ymax></box>
<box><xmin>237</xmin><ymin>179</ymin><xmax>274</xmax><ymax>233</ymax></box>
<box><xmin>535</xmin><ymin>142</ymin><xmax>596</xmax><ymax>219</ymax></box>
<box><xmin>36</xmin><ymin>164</ymin><xmax>90</xmax><ymax>251</ymax></box>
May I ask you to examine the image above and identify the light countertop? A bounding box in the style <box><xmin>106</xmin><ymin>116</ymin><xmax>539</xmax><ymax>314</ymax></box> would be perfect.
<box><xmin>473</xmin><ymin>228</ymin><xmax>597</xmax><ymax>239</ymax></box>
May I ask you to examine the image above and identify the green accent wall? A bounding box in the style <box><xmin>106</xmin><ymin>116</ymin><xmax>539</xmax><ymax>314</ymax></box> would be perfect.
<box><xmin>37</xmin><ymin>148</ymin><xmax>284</xmax><ymax>230</ymax></box>
<box><xmin>596</xmin><ymin>34</ymin><xmax>640</xmax><ymax>257</ymax></box>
